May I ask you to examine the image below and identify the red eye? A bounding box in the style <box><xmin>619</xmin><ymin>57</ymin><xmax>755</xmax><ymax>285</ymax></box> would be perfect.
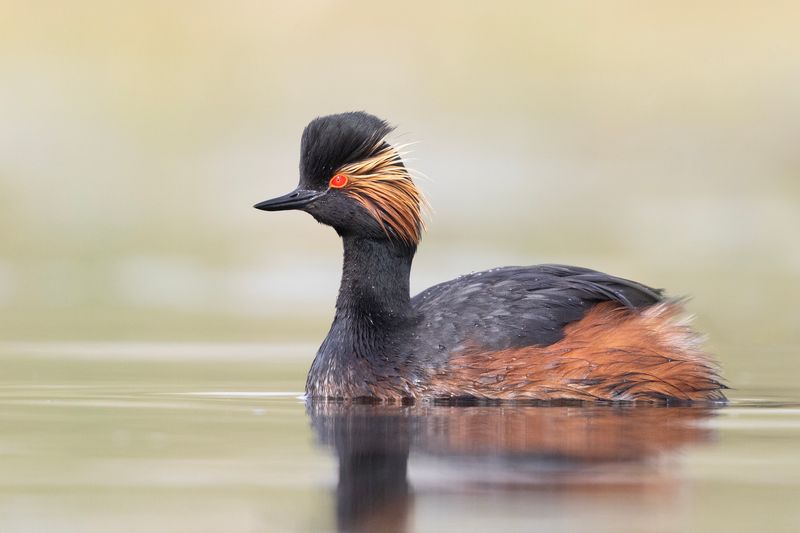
<box><xmin>329</xmin><ymin>174</ymin><xmax>348</xmax><ymax>188</ymax></box>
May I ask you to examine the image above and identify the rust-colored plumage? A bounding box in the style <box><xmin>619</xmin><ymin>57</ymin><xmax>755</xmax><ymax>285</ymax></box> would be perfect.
<box><xmin>336</xmin><ymin>144</ymin><xmax>426</xmax><ymax>245</ymax></box>
<box><xmin>430</xmin><ymin>302</ymin><xmax>725</xmax><ymax>402</ymax></box>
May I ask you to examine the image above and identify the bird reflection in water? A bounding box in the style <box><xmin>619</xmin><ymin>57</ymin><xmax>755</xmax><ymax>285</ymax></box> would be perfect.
<box><xmin>308</xmin><ymin>402</ymin><xmax>717</xmax><ymax>532</ymax></box>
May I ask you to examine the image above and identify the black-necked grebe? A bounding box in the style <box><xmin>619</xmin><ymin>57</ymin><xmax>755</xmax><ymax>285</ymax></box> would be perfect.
<box><xmin>254</xmin><ymin>112</ymin><xmax>725</xmax><ymax>403</ymax></box>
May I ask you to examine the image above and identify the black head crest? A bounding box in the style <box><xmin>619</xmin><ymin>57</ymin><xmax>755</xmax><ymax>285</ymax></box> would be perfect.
<box><xmin>300</xmin><ymin>112</ymin><xmax>394</xmax><ymax>188</ymax></box>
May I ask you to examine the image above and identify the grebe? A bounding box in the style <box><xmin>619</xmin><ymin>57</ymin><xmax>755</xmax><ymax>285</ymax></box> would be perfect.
<box><xmin>255</xmin><ymin>112</ymin><xmax>725</xmax><ymax>403</ymax></box>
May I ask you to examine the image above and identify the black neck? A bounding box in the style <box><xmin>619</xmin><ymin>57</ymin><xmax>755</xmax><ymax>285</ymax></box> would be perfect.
<box><xmin>335</xmin><ymin>236</ymin><xmax>415</xmax><ymax>325</ymax></box>
<box><xmin>306</xmin><ymin>236</ymin><xmax>418</xmax><ymax>396</ymax></box>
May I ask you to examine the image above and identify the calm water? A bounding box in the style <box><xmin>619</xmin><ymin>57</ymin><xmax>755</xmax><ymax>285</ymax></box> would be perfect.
<box><xmin>0</xmin><ymin>343</ymin><xmax>798</xmax><ymax>533</ymax></box>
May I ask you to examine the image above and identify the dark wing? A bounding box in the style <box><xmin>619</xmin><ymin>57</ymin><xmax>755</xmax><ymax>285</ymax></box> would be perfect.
<box><xmin>410</xmin><ymin>264</ymin><xmax>664</xmax><ymax>353</ymax></box>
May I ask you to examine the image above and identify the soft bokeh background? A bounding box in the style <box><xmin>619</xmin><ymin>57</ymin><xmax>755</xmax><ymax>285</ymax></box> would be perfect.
<box><xmin>2</xmin><ymin>4</ymin><xmax>800</xmax><ymax>533</ymax></box>
<box><xmin>2</xmin><ymin>1</ymin><xmax>799</xmax><ymax>387</ymax></box>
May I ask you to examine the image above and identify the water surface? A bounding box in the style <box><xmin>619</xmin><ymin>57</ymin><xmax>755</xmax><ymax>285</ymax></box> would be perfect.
<box><xmin>0</xmin><ymin>343</ymin><xmax>798</xmax><ymax>532</ymax></box>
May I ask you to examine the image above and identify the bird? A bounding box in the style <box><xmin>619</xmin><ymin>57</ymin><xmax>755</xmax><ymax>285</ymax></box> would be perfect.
<box><xmin>254</xmin><ymin>111</ymin><xmax>725</xmax><ymax>403</ymax></box>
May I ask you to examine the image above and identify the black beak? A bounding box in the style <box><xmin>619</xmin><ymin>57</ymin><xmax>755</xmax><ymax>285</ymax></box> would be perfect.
<box><xmin>253</xmin><ymin>188</ymin><xmax>324</xmax><ymax>211</ymax></box>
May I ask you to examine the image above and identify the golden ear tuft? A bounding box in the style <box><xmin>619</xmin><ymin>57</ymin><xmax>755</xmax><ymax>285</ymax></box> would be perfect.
<box><xmin>336</xmin><ymin>144</ymin><xmax>427</xmax><ymax>245</ymax></box>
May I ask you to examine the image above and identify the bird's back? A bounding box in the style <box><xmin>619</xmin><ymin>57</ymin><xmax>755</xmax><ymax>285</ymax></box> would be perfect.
<box><xmin>411</xmin><ymin>264</ymin><xmax>663</xmax><ymax>352</ymax></box>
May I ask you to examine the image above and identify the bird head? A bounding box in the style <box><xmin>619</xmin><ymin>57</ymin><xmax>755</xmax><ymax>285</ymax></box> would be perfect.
<box><xmin>254</xmin><ymin>112</ymin><xmax>426</xmax><ymax>246</ymax></box>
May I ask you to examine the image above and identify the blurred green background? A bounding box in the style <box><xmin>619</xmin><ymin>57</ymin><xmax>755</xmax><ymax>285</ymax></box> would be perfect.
<box><xmin>1</xmin><ymin>1</ymin><xmax>798</xmax><ymax>384</ymax></box>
